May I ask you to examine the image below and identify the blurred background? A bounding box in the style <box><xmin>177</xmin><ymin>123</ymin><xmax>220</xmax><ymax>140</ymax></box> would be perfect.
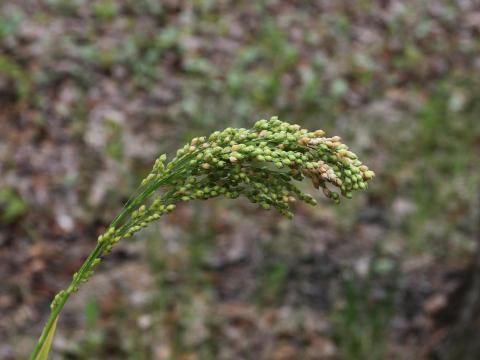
<box><xmin>1</xmin><ymin>1</ymin><xmax>479</xmax><ymax>359</ymax></box>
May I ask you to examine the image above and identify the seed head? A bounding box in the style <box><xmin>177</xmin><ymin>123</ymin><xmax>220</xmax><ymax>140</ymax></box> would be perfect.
<box><xmin>96</xmin><ymin>117</ymin><xmax>373</xmax><ymax>262</ymax></box>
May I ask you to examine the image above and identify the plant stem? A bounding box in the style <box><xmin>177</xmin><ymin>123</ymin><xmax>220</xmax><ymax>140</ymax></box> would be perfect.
<box><xmin>27</xmin><ymin>119</ymin><xmax>374</xmax><ymax>358</ymax></box>
<box><xmin>28</xmin><ymin>156</ymin><xmax>193</xmax><ymax>359</ymax></box>
<box><xmin>29</xmin><ymin>241</ymin><xmax>107</xmax><ymax>360</ymax></box>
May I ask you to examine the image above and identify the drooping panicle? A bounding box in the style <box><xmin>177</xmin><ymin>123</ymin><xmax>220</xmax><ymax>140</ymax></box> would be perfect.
<box><xmin>34</xmin><ymin>116</ymin><xmax>375</xmax><ymax>360</ymax></box>
<box><xmin>134</xmin><ymin>116</ymin><xmax>374</xmax><ymax>220</ymax></box>
<box><xmin>98</xmin><ymin>116</ymin><xmax>375</xmax><ymax>250</ymax></box>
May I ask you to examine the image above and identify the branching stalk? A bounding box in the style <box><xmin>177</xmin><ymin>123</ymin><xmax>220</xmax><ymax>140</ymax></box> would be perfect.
<box><xmin>29</xmin><ymin>117</ymin><xmax>374</xmax><ymax>359</ymax></box>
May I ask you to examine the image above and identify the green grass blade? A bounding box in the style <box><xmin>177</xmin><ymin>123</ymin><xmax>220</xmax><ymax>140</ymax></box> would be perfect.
<box><xmin>35</xmin><ymin>316</ymin><xmax>58</xmax><ymax>360</ymax></box>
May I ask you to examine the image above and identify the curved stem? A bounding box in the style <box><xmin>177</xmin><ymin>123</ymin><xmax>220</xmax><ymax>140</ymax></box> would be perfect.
<box><xmin>26</xmin><ymin>121</ymin><xmax>370</xmax><ymax>359</ymax></box>
<box><xmin>29</xmin><ymin>241</ymin><xmax>107</xmax><ymax>360</ymax></box>
<box><xmin>29</xmin><ymin>155</ymin><xmax>194</xmax><ymax>359</ymax></box>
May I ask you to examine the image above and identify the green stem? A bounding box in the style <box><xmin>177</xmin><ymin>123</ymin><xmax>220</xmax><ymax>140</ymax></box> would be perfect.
<box><xmin>27</xmin><ymin>125</ymin><xmax>358</xmax><ymax>358</ymax></box>
<box><xmin>29</xmin><ymin>155</ymin><xmax>194</xmax><ymax>359</ymax></box>
<box><xmin>29</xmin><ymin>241</ymin><xmax>107</xmax><ymax>360</ymax></box>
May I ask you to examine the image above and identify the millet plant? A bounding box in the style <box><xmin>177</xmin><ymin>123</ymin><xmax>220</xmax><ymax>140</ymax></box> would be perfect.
<box><xmin>29</xmin><ymin>117</ymin><xmax>374</xmax><ymax>359</ymax></box>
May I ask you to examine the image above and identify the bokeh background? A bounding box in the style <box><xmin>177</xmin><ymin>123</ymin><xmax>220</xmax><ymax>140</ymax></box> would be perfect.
<box><xmin>1</xmin><ymin>1</ymin><xmax>480</xmax><ymax>359</ymax></box>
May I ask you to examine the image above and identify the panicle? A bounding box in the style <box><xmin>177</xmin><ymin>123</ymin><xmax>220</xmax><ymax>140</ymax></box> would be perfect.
<box><xmin>98</xmin><ymin>116</ymin><xmax>374</xmax><ymax>250</ymax></box>
<box><xmin>64</xmin><ymin>116</ymin><xmax>374</xmax><ymax>292</ymax></box>
<box><xmin>160</xmin><ymin>116</ymin><xmax>374</xmax><ymax>213</ymax></box>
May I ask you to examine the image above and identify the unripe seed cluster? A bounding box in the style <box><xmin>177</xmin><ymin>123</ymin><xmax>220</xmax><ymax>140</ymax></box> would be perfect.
<box><xmin>168</xmin><ymin>116</ymin><xmax>374</xmax><ymax>209</ymax></box>
<box><xmin>99</xmin><ymin>116</ymin><xmax>374</xmax><ymax>250</ymax></box>
<box><xmin>39</xmin><ymin>117</ymin><xmax>375</xmax><ymax>360</ymax></box>
<box><xmin>57</xmin><ymin>117</ymin><xmax>373</xmax><ymax>304</ymax></box>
